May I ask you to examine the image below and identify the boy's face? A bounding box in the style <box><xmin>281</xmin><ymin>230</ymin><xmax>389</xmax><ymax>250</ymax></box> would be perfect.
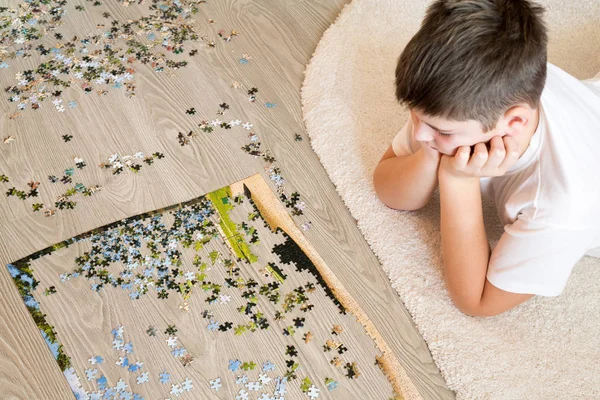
<box><xmin>411</xmin><ymin>108</ymin><xmax>502</xmax><ymax>156</ymax></box>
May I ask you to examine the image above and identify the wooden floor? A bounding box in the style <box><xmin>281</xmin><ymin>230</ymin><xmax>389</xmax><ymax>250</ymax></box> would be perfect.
<box><xmin>0</xmin><ymin>0</ymin><xmax>453</xmax><ymax>398</ymax></box>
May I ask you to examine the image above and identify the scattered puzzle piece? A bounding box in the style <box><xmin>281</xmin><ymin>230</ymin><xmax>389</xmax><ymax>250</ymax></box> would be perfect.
<box><xmin>159</xmin><ymin>371</ymin><xmax>171</xmax><ymax>384</ymax></box>
<box><xmin>116</xmin><ymin>356</ymin><xmax>129</xmax><ymax>368</ymax></box>
<box><xmin>241</xmin><ymin>361</ymin><xmax>256</xmax><ymax>371</ymax></box>
<box><xmin>181</xmin><ymin>354</ymin><xmax>194</xmax><ymax>367</ymax></box>
<box><xmin>166</xmin><ymin>336</ymin><xmax>178</xmax><ymax>348</ymax></box>
<box><xmin>324</xmin><ymin>377</ymin><xmax>338</xmax><ymax>391</ymax></box>
<box><xmin>207</xmin><ymin>320</ymin><xmax>219</xmax><ymax>331</ymax></box>
<box><xmin>128</xmin><ymin>361</ymin><xmax>143</xmax><ymax>372</ymax></box>
<box><xmin>170</xmin><ymin>383</ymin><xmax>184</xmax><ymax>396</ymax></box>
<box><xmin>172</xmin><ymin>347</ymin><xmax>187</xmax><ymax>357</ymax></box>
<box><xmin>210</xmin><ymin>377</ymin><xmax>222</xmax><ymax>391</ymax></box>
<box><xmin>303</xmin><ymin>331</ymin><xmax>313</xmax><ymax>343</ymax></box>
<box><xmin>85</xmin><ymin>368</ymin><xmax>97</xmax><ymax>381</ymax></box>
<box><xmin>330</xmin><ymin>357</ymin><xmax>343</xmax><ymax>368</ymax></box>
<box><xmin>274</xmin><ymin>376</ymin><xmax>287</xmax><ymax>396</ymax></box>
<box><xmin>262</xmin><ymin>360</ymin><xmax>275</xmax><ymax>372</ymax></box>
<box><xmin>96</xmin><ymin>375</ymin><xmax>108</xmax><ymax>390</ymax></box>
<box><xmin>229</xmin><ymin>359</ymin><xmax>242</xmax><ymax>372</ymax></box>
<box><xmin>332</xmin><ymin>325</ymin><xmax>343</xmax><ymax>335</ymax></box>
<box><xmin>307</xmin><ymin>385</ymin><xmax>320</xmax><ymax>399</ymax></box>
<box><xmin>344</xmin><ymin>362</ymin><xmax>360</xmax><ymax>379</ymax></box>
<box><xmin>165</xmin><ymin>324</ymin><xmax>178</xmax><ymax>335</ymax></box>
<box><xmin>181</xmin><ymin>378</ymin><xmax>193</xmax><ymax>391</ymax></box>
<box><xmin>136</xmin><ymin>371</ymin><xmax>149</xmax><ymax>384</ymax></box>
<box><xmin>300</xmin><ymin>377</ymin><xmax>312</xmax><ymax>393</ymax></box>
<box><xmin>285</xmin><ymin>345</ymin><xmax>298</xmax><ymax>357</ymax></box>
<box><xmin>258</xmin><ymin>373</ymin><xmax>271</xmax><ymax>385</ymax></box>
<box><xmin>115</xmin><ymin>378</ymin><xmax>128</xmax><ymax>392</ymax></box>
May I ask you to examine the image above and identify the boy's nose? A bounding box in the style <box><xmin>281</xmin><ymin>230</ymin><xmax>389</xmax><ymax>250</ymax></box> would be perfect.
<box><xmin>413</xmin><ymin>121</ymin><xmax>436</xmax><ymax>142</ymax></box>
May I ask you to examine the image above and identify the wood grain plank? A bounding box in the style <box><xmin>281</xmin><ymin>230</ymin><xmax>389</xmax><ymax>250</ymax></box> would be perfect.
<box><xmin>0</xmin><ymin>229</ymin><xmax>74</xmax><ymax>399</ymax></box>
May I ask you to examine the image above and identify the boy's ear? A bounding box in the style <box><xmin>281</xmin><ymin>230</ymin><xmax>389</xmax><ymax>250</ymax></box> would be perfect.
<box><xmin>503</xmin><ymin>105</ymin><xmax>530</xmax><ymax>136</ymax></box>
<box><xmin>508</xmin><ymin>116</ymin><xmax>526</xmax><ymax>134</ymax></box>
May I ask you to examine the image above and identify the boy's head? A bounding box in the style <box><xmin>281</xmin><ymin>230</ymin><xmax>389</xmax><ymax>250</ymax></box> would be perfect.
<box><xmin>395</xmin><ymin>0</ymin><xmax>548</xmax><ymax>156</ymax></box>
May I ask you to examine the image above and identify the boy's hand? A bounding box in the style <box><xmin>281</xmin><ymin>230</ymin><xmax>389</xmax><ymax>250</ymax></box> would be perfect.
<box><xmin>418</xmin><ymin>140</ymin><xmax>443</xmax><ymax>164</ymax></box>
<box><xmin>439</xmin><ymin>135</ymin><xmax>521</xmax><ymax>180</ymax></box>
<box><xmin>410</xmin><ymin>110</ymin><xmax>443</xmax><ymax>164</ymax></box>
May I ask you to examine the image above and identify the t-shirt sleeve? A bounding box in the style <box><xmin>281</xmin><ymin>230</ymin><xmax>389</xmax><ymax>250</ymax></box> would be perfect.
<box><xmin>486</xmin><ymin>216</ymin><xmax>597</xmax><ymax>296</ymax></box>
<box><xmin>391</xmin><ymin>116</ymin><xmax>419</xmax><ymax>157</ymax></box>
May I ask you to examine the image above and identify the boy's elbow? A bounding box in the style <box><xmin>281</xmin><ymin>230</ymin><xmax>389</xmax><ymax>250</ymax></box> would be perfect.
<box><xmin>373</xmin><ymin>178</ymin><xmax>403</xmax><ymax>211</ymax></box>
<box><xmin>449</xmin><ymin>296</ymin><xmax>494</xmax><ymax>317</ymax></box>
<box><xmin>456</xmin><ymin>303</ymin><xmax>496</xmax><ymax>317</ymax></box>
<box><xmin>373</xmin><ymin>167</ymin><xmax>392</xmax><ymax>207</ymax></box>
<box><xmin>375</xmin><ymin>193</ymin><xmax>424</xmax><ymax>212</ymax></box>
<box><xmin>459</xmin><ymin>304</ymin><xmax>510</xmax><ymax>318</ymax></box>
<box><xmin>372</xmin><ymin>167</ymin><xmax>419</xmax><ymax>211</ymax></box>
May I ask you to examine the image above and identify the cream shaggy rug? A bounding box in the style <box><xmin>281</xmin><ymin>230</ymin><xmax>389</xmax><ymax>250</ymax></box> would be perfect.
<box><xmin>300</xmin><ymin>0</ymin><xmax>600</xmax><ymax>399</ymax></box>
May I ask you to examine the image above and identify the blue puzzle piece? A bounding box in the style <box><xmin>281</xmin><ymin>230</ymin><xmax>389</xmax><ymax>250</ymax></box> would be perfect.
<box><xmin>123</xmin><ymin>342</ymin><xmax>134</xmax><ymax>353</ymax></box>
<box><xmin>128</xmin><ymin>363</ymin><xmax>141</xmax><ymax>373</ymax></box>
<box><xmin>97</xmin><ymin>375</ymin><xmax>108</xmax><ymax>390</ymax></box>
<box><xmin>119</xmin><ymin>391</ymin><xmax>132</xmax><ymax>400</ymax></box>
<box><xmin>262</xmin><ymin>360</ymin><xmax>275</xmax><ymax>372</ymax></box>
<box><xmin>172</xmin><ymin>347</ymin><xmax>186</xmax><ymax>357</ymax></box>
<box><xmin>159</xmin><ymin>371</ymin><xmax>171</xmax><ymax>384</ymax></box>
<box><xmin>207</xmin><ymin>321</ymin><xmax>219</xmax><ymax>331</ymax></box>
<box><xmin>111</xmin><ymin>326</ymin><xmax>123</xmax><ymax>338</ymax></box>
<box><xmin>228</xmin><ymin>359</ymin><xmax>242</xmax><ymax>372</ymax></box>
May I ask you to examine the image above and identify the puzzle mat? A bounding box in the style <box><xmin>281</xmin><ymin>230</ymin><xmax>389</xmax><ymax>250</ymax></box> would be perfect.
<box><xmin>300</xmin><ymin>0</ymin><xmax>600</xmax><ymax>399</ymax></box>
<box><xmin>7</xmin><ymin>174</ymin><xmax>410</xmax><ymax>400</ymax></box>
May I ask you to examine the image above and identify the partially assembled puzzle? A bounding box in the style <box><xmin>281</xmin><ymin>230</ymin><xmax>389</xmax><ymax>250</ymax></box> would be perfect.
<box><xmin>7</xmin><ymin>174</ymin><xmax>403</xmax><ymax>399</ymax></box>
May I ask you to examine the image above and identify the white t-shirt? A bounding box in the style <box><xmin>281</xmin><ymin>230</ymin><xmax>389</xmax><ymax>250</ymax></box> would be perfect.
<box><xmin>391</xmin><ymin>62</ymin><xmax>600</xmax><ymax>296</ymax></box>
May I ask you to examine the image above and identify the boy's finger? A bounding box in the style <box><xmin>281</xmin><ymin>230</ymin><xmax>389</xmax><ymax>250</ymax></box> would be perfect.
<box><xmin>456</xmin><ymin>146</ymin><xmax>471</xmax><ymax>168</ymax></box>
<box><xmin>489</xmin><ymin>136</ymin><xmax>505</xmax><ymax>155</ymax></box>
<box><xmin>469</xmin><ymin>142</ymin><xmax>488</xmax><ymax>169</ymax></box>
<box><xmin>473</xmin><ymin>142</ymin><xmax>490</xmax><ymax>165</ymax></box>
<box><xmin>488</xmin><ymin>136</ymin><xmax>506</xmax><ymax>167</ymax></box>
<box><xmin>498</xmin><ymin>135</ymin><xmax>520</xmax><ymax>171</ymax></box>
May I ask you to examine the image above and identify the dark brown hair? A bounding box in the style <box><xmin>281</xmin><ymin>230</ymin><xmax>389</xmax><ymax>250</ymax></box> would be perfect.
<box><xmin>395</xmin><ymin>0</ymin><xmax>548</xmax><ymax>132</ymax></box>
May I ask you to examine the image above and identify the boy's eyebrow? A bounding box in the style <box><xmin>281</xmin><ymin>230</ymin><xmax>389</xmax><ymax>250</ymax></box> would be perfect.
<box><xmin>422</xmin><ymin>121</ymin><xmax>454</xmax><ymax>133</ymax></box>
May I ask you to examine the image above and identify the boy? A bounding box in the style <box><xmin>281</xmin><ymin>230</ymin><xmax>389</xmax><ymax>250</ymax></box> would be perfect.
<box><xmin>373</xmin><ymin>0</ymin><xmax>600</xmax><ymax>317</ymax></box>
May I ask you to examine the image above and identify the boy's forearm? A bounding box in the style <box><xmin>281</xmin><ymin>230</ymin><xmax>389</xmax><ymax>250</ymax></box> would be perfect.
<box><xmin>373</xmin><ymin>149</ymin><xmax>441</xmax><ymax>211</ymax></box>
<box><xmin>438</xmin><ymin>171</ymin><xmax>490</xmax><ymax>312</ymax></box>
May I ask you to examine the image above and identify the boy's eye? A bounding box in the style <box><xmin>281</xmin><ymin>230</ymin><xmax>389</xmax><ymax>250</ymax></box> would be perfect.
<box><xmin>437</xmin><ymin>131</ymin><xmax>452</xmax><ymax>137</ymax></box>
